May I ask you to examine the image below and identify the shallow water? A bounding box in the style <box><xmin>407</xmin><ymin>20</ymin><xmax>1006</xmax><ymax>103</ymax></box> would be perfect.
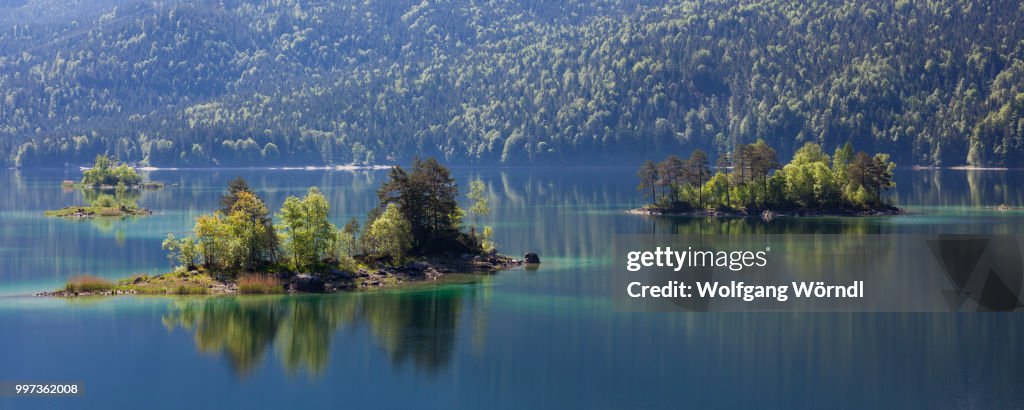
<box><xmin>1</xmin><ymin>167</ymin><xmax>1023</xmax><ymax>409</ymax></box>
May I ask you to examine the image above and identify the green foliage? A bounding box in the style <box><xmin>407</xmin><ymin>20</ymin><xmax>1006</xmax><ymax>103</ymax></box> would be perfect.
<box><xmin>480</xmin><ymin>226</ymin><xmax>496</xmax><ymax>253</ymax></box>
<box><xmin>641</xmin><ymin>141</ymin><xmax>896</xmax><ymax>211</ymax></box>
<box><xmin>7</xmin><ymin>1</ymin><xmax>1024</xmax><ymax>167</ymax></box>
<box><xmin>221</xmin><ymin>177</ymin><xmax>254</xmax><ymax>214</ymax></box>
<box><xmin>467</xmin><ymin>179</ymin><xmax>490</xmax><ymax>229</ymax></box>
<box><xmin>227</xmin><ymin>191</ymin><xmax>275</xmax><ymax>269</ymax></box>
<box><xmin>163</xmin><ymin>234</ymin><xmax>199</xmax><ymax>270</ymax></box>
<box><xmin>193</xmin><ymin>212</ymin><xmax>235</xmax><ymax>269</ymax></box>
<box><xmin>331</xmin><ymin>230</ymin><xmax>358</xmax><ymax>273</ymax></box>
<box><xmin>637</xmin><ymin>160</ymin><xmax>659</xmax><ymax>204</ymax></box>
<box><xmin>80</xmin><ymin>155</ymin><xmax>142</xmax><ymax>187</ymax></box>
<box><xmin>377</xmin><ymin>158</ymin><xmax>462</xmax><ymax>251</ymax></box>
<box><xmin>161</xmin><ymin>158</ymin><xmax>493</xmax><ymax>275</ymax></box>
<box><xmin>365</xmin><ymin>203</ymin><xmax>414</xmax><ymax>263</ymax></box>
<box><xmin>90</xmin><ymin>194</ymin><xmax>118</xmax><ymax>208</ymax></box>
<box><xmin>684</xmin><ymin>150</ymin><xmax>711</xmax><ymax>208</ymax></box>
<box><xmin>276</xmin><ymin>187</ymin><xmax>338</xmax><ymax>271</ymax></box>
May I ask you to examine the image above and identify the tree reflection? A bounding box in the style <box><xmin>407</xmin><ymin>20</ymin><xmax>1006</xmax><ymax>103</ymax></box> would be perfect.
<box><xmin>163</xmin><ymin>298</ymin><xmax>286</xmax><ymax>375</ymax></box>
<box><xmin>162</xmin><ymin>284</ymin><xmax>478</xmax><ymax>378</ymax></box>
<box><xmin>361</xmin><ymin>287</ymin><xmax>464</xmax><ymax>373</ymax></box>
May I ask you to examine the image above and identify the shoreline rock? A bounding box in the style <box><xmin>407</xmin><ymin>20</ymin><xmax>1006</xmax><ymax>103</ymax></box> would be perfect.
<box><xmin>524</xmin><ymin>252</ymin><xmax>541</xmax><ymax>264</ymax></box>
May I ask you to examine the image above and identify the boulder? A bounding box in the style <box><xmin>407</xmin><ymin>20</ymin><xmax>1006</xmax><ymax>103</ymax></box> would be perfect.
<box><xmin>524</xmin><ymin>252</ymin><xmax>541</xmax><ymax>264</ymax></box>
<box><xmin>291</xmin><ymin>274</ymin><xmax>326</xmax><ymax>293</ymax></box>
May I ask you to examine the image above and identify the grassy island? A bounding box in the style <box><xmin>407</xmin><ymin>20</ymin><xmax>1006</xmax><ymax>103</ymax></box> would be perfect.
<box><xmin>44</xmin><ymin>205</ymin><xmax>153</xmax><ymax>219</ymax></box>
<box><xmin>42</xmin><ymin>158</ymin><xmax>531</xmax><ymax>297</ymax></box>
<box><xmin>48</xmin><ymin>155</ymin><xmax>161</xmax><ymax>218</ymax></box>
<box><xmin>632</xmin><ymin>141</ymin><xmax>901</xmax><ymax>218</ymax></box>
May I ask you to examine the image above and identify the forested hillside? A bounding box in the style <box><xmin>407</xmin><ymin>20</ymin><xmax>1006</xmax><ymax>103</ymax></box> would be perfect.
<box><xmin>2</xmin><ymin>0</ymin><xmax>1023</xmax><ymax>167</ymax></box>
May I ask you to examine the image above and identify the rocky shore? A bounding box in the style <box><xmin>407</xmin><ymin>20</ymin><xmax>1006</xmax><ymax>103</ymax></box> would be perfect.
<box><xmin>37</xmin><ymin>252</ymin><xmax>537</xmax><ymax>297</ymax></box>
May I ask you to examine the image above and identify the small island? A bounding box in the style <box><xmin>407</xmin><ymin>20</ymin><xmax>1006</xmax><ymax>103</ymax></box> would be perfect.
<box><xmin>47</xmin><ymin>155</ymin><xmax>162</xmax><ymax>219</ymax></box>
<box><xmin>42</xmin><ymin>158</ymin><xmax>534</xmax><ymax>297</ymax></box>
<box><xmin>631</xmin><ymin>141</ymin><xmax>901</xmax><ymax>218</ymax></box>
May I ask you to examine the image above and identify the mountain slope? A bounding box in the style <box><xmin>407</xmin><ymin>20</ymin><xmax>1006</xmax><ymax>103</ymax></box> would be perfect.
<box><xmin>2</xmin><ymin>0</ymin><xmax>1023</xmax><ymax>167</ymax></box>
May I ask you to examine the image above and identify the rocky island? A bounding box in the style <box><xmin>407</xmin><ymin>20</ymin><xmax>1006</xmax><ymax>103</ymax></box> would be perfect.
<box><xmin>42</xmin><ymin>158</ymin><xmax>539</xmax><ymax>297</ymax></box>
<box><xmin>47</xmin><ymin>155</ymin><xmax>162</xmax><ymax>219</ymax></box>
<box><xmin>631</xmin><ymin>141</ymin><xmax>903</xmax><ymax>218</ymax></box>
<box><xmin>39</xmin><ymin>252</ymin><xmax>532</xmax><ymax>297</ymax></box>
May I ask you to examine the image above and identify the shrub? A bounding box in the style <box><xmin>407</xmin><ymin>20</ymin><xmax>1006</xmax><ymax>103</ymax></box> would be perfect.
<box><xmin>174</xmin><ymin>285</ymin><xmax>209</xmax><ymax>295</ymax></box>
<box><xmin>238</xmin><ymin>274</ymin><xmax>283</xmax><ymax>294</ymax></box>
<box><xmin>91</xmin><ymin>194</ymin><xmax>118</xmax><ymax>208</ymax></box>
<box><xmin>63</xmin><ymin>275</ymin><xmax>114</xmax><ymax>293</ymax></box>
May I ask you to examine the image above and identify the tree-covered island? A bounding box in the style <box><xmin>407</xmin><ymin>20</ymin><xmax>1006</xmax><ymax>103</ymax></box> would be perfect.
<box><xmin>44</xmin><ymin>158</ymin><xmax>530</xmax><ymax>296</ymax></box>
<box><xmin>632</xmin><ymin>141</ymin><xmax>901</xmax><ymax>218</ymax></box>
<box><xmin>46</xmin><ymin>155</ymin><xmax>164</xmax><ymax>218</ymax></box>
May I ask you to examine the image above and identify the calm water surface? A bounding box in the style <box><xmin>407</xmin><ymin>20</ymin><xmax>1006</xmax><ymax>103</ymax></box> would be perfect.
<box><xmin>1</xmin><ymin>167</ymin><xmax>1023</xmax><ymax>409</ymax></box>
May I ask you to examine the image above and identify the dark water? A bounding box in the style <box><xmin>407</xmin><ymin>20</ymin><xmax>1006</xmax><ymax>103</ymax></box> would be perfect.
<box><xmin>1</xmin><ymin>167</ymin><xmax>1023</xmax><ymax>409</ymax></box>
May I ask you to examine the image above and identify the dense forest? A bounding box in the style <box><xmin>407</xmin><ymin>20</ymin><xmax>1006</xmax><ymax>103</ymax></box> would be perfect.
<box><xmin>2</xmin><ymin>0</ymin><xmax>1024</xmax><ymax>167</ymax></box>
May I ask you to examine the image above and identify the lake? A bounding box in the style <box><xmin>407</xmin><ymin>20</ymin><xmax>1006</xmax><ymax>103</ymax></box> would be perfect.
<box><xmin>1</xmin><ymin>167</ymin><xmax>1023</xmax><ymax>409</ymax></box>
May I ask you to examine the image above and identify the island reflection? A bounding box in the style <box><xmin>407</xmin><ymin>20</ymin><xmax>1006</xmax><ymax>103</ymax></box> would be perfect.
<box><xmin>162</xmin><ymin>279</ymin><xmax>487</xmax><ymax>377</ymax></box>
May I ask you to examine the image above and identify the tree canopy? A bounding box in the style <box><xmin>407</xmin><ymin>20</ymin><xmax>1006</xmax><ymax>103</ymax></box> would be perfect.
<box><xmin>641</xmin><ymin>141</ymin><xmax>896</xmax><ymax>211</ymax></box>
<box><xmin>376</xmin><ymin>158</ymin><xmax>465</xmax><ymax>253</ymax></box>
<box><xmin>163</xmin><ymin>158</ymin><xmax>490</xmax><ymax>274</ymax></box>
<box><xmin>3</xmin><ymin>1</ymin><xmax>1024</xmax><ymax>167</ymax></box>
<box><xmin>80</xmin><ymin>155</ymin><xmax>141</xmax><ymax>187</ymax></box>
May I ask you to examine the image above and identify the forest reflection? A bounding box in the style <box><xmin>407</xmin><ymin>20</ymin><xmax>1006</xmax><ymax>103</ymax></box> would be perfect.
<box><xmin>162</xmin><ymin>279</ymin><xmax>488</xmax><ymax>378</ymax></box>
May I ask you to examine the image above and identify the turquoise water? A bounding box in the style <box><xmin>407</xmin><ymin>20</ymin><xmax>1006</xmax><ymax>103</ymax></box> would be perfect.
<box><xmin>1</xmin><ymin>167</ymin><xmax>1023</xmax><ymax>409</ymax></box>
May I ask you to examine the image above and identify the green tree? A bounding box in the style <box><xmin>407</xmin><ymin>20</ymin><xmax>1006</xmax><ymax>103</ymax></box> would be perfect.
<box><xmin>705</xmin><ymin>172</ymin><xmax>731</xmax><ymax>208</ymax></box>
<box><xmin>466</xmin><ymin>179</ymin><xmax>490</xmax><ymax>234</ymax></box>
<box><xmin>163</xmin><ymin>233</ymin><xmax>199</xmax><ymax>270</ymax></box>
<box><xmin>685</xmin><ymin>150</ymin><xmax>710</xmax><ymax>208</ymax></box>
<box><xmin>221</xmin><ymin>176</ymin><xmax>255</xmax><ymax>214</ymax></box>
<box><xmin>637</xmin><ymin>160</ymin><xmax>659</xmax><ymax>204</ymax></box>
<box><xmin>658</xmin><ymin>155</ymin><xmax>686</xmax><ymax>204</ymax></box>
<box><xmin>870</xmin><ymin>153</ymin><xmax>897</xmax><ymax>202</ymax></box>
<box><xmin>377</xmin><ymin>158</ymin><xmax>461</xmax><ymax>249</ymax></box>
<box><xmin>195</xmin><ymin>212</ymin><xmax>233</xmax><ymax>269</ymax></box>
<box><xmin>277</xmin><ymin>187</ymin><xmax>338</xmax><ymax>270</ymax></box>
<box><xmin>715</xmin><ymin>152</ymin><xmax>734</xmax><ymax>205</ymax></box>
<box><xmin>277</xmin><ymin>196</ymin><xmax>311</xmax><ymax>270</ymax></box>
<box><xmin>365</xmin><ymin>203</ymin><xmax>413</xmax><ymax>263</ymax></box>
<box><xmin>227</xmin><ymin>191</ymin><xmax>274</xmax><ymax>270</ymax></box>
<box><xmin>748</xmin><ymin>139</ymin><xmax>780</xmax><ymax>204</ymax></box>
<box><xmin>833</xmin><ymin>142</ymin><xmax>854</xmax><ymax>182</ymax></box>
<box><xmin>332</xmin><ymin>229</ymin><xmax>357</xmax><ymax>272</ymax></box>
<box><xmin>343</xmin><ymin>217</ymin><xmax>362</xmax><ymax>256</ymax></box>
<box><xmin>91</xmin><ymin>194</ymin><xmax>117</xmax><ymax>208</ymax></box>
<box><xmin>81</xmin><ymin>154</ymin><xmax>141</xmax><ymax>187</ymax></box>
